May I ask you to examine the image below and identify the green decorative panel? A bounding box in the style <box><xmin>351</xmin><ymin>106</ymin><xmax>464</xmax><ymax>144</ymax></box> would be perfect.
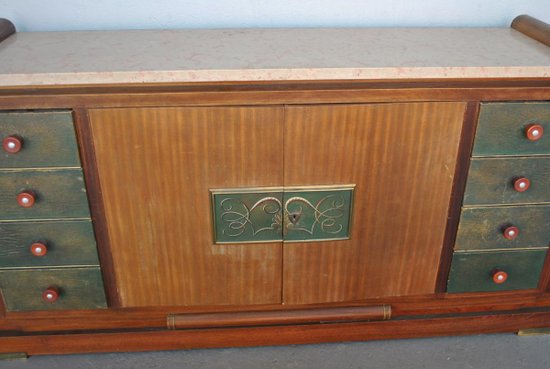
<box><xmin>0</xmin><ymin>168</ymin><xmax>91</xmax><ymax>220</ymax></box>
<box><xmin>283</xmin><ymin>186</ymin><xmax>354</xmax><ymax>242</ymax></box>
<box><xmin>0</xmin><ymin>267</ymin><xmax>107</xmax><ymax>311</ymax></box>
<box><xmin>463</xmin><ymin>157</ymin><xmax>550</xmax><ymax>206</ymax></box>
<box><xmin>447</xmin><ymin>249</ymin><xmax>547</xmax><ymax>293</ymax></box>
<box><xmin>211</xmin><ymin>188</ymin><xmax>284</xmax><ymax>244</ymax></box>
<box><xmin>0</xmin><ymin>111</ymin><xmax>81</xmax><ymax>168</ymax></box>
<box><xmin>455</xmin><ymin>205</ymin><xmax>550</xmax><ymax>251</ymax></box>
<box><xmin>211</xmin><ymin>185</ymin><xmax>355</xmax><ymax>244</ymax></box>
<box><xmin>0</xmin><ymin>220</ymin><xmax>100</xmax><ymax>268</ymax></box>
<box><xmin>473</xmin><ymin>103</ymin><xmax>550</xmax><ymax>157</ymax></box>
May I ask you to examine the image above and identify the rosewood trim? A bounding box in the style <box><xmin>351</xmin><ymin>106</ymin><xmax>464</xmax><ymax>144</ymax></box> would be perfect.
<box><xmin>2</xmin><ymin>309</ymin><xmax>550</xmax><ymax>355</ymax></box>
<box><xmin>167</xmin><ymin>305</ymin><xmax>390</xmax><ymax>329</ymax></box>
<box><xmin>0</xmin><ymin>19</ymin><xmax>15</xmax><ymax>44</ymax></box>
<box><xmin>72</xmin><ymin>109</ymin><xmax>121</xmax><ymax>307</ymax></box>
<box><xmin>435</xmin><ymin>101</ymin><xmax>480</xmax><ymax>293</ymax></box>
<box><xmin>512</xmin><ymin>15</ymin><xmax>550</xmax><ymax>47</ymax></box>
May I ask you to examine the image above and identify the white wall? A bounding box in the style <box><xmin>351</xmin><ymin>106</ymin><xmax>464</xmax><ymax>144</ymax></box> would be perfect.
<box><xmin>1</xmin><ymin>0</ymin><xmax>549</xmax><ymax>32</ymax></box>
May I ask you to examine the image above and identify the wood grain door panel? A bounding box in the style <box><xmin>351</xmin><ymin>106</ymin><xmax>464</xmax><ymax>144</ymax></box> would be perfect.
<box><xmin>89</xmin><ymin>107</ymin><xmax>283</xmax><ymax>307</ymax></box>
<box><xmin>283</xmin><ymin>103</ymin><xmax>466</xmax><ymax>304</ymax></box>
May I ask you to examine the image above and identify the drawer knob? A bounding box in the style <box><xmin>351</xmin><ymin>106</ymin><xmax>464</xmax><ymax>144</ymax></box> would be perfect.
<box><xmin>17</xmin><ymin>191</ymin><xmax>36</xmax><ymax>208</ymax></box>
<box><xmin>491</xmin><ymin>269</ymin><xmax>508</xmax><ymax>284</ymax></box>
<box><xmin>30</xmin><ymin>242</ymin><xmax>48</xmax><ymax>257</ymax></box>
<box><xmin>503</xmin><ymin>226</ymin><xmax>519</xmax><ymax>240</ymax></box>
<box><xmin>2</xmin><ymin>135</ymin><xmax>23</xmax><ymax>154</ymax></box>
<box><xmin>42</xmin><ymin>286</ymin><xmax>60</xmax><ymax>303</ymax></box>
<box><xmin>525</xmin><ymin>124</ymin><xmax>544</xmax><ymax>141</ymax></box>
<box><xmin>513</xmin><ymin>177</ymin><xmax>530</xmax><ymax>192</ymax></box>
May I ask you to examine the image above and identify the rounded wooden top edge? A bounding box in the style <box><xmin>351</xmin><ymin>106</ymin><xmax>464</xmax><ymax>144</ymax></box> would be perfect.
<box><xmin>0</xmin><ymin>19</ymin><xmax>16</xmax><ymax>44</ymax></box>
<box><xmin>511</xmin><ymin>15</ymin><xmax>550</xmax><ymax>47</ymax></box>
<box><xmin>0</xmin><ymin>77</ymin><xmax>550</xmax><ymax>92</ymax></box>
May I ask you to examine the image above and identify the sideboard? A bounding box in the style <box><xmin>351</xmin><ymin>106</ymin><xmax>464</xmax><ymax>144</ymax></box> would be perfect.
<box><xmin>0</xmin><ymin>15</ymin><xmax>549</xmax><ymax>356</ymax></box>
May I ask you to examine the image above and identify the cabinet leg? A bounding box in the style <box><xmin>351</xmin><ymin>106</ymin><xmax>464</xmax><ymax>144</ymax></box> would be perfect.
<box><xmin>0</xmin><ymin>353</ymin><xmax>28</xmax><ymax>361</ymax></box>
<box><xmin>517</xmin><ymin>328</ymin><xmax>550</xmax><ymax>336</ymax></box>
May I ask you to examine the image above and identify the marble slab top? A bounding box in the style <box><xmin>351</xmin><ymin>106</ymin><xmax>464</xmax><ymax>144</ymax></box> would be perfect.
<box><xmin>0</xmin><ymin>27</ymin><xmax>549</xmax><ymax>86</ymax></box>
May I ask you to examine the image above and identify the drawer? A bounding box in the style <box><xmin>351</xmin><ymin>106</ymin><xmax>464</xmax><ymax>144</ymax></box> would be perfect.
<box><xmin>0</xmin><ymin>220</ymin><xmax>99</xmax><ymax>268</ymax></box>
<box><xmin>455</xmin><ymin>205</ymin><xmax>550</xmax><ymax>251</ymax></box>
<box><xmin>447</xmin><ymin>249</ymin><xmax>547</xmax><ymax>293</ymax></box>
<box><xmin>473</xmin><ymin>102</ymin><xmax>550</xmax><ymax>156</ymax></box>
<box><xmin>0</xmin><ymin>111</ymin><xmax>81</xmax><ymax>168</ymax></box>
<box><xmin>0</xmin><ymin>168</ymin><xmax>91</xmax><ymax>220</ymax></box>
<box><xmin>0</xmin><ymin>267</ymin><xmax>107</xmax><ymax>311</ymax></box>
<box><xmin>463</xmin><ymin>157</ymin><xmax>550</xmax><ymax>206</ymax></box>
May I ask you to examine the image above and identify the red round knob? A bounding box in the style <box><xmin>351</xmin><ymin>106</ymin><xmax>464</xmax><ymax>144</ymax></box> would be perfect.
<box><xmin>503</xmin><ymin>226</ymin><xmax>519</xmax><ymax>240</ymax></box>
<box><xmin>30</xmin><ymin>242</ymin><xmax>48</xmax><ymax>257</ymax></box>
<box><xmin>2</xmin><ymin>136</ymin><xmax>23</xmax><ymax>154</ymax></box>
<box><xmin>17</xmin><ymin>191</ymin><xmax>36</xmax><ymax>208</ymax></box>
<box><xmin>513</xmin><ymin>177</ymin><xmax>530</xmax><ymax>192</ymax></box>
<box><xmin>42</xmin><ymin>286</ymin><xmax>59</xmax><ymax>303</ymax></box>
<box><xmin>491</xmin><ymin>270</ymin><xmax>508</xmax><ymax>284</ymax></box>
<box><xmin>525</xmin><ymin>124</ymin><xmax>544</xmax><ymax>141</ymax></box>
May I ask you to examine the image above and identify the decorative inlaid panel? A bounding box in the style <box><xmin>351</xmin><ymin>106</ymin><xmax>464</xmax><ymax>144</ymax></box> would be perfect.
<box><xmin>283</xmin><ymin>186</ymin><xmax>354</xmax><ymax>242</ymax></box>
<box><xmin>211</xmin><ymin>185</ymin><xmax>355</xmax><ymax>243</ymax></box>
<box><xmin>211</xmin><ymin>188</ymin><xmax>283</xmax><ymax>244</ymax></box>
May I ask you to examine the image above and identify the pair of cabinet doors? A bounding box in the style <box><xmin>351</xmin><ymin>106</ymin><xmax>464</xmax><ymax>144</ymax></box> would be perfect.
<box><xmin>88</xmin><ymin>102</ymin><xmax>466</xmax><ymax>307</ymax></box>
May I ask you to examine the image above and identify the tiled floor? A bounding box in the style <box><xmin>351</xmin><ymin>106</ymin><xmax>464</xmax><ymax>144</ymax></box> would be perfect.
<box><xmin>1</xmin><ymin>333</ymin><xmax>549</xmax><ymax>369</ymax></box>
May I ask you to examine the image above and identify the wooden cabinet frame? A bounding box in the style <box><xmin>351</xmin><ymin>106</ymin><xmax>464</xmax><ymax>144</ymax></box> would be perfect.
<box><xmin>0</xmin><ymin>78</ymin><xmax>550</xmax><ymax>354</ymax></box>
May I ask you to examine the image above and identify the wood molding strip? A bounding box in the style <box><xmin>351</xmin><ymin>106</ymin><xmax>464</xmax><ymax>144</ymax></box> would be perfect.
<box><xmin>0</xmin><ymin>19</ymin><xmax>15</xmax><ymax>44</ymax></box>
<box><xmin>435</xmin><ymin>101</ymin><xmax>480</xmax><ymax>293</ymax></box>
<box><xmin>72</xmin><ymin>109</ymin><xmax>121</xmax><ymax>307</ymax></box>
<box><xmin>512</xmin><ymin>15</ymin><xmax>550</xmax><ymax>47</ymax></box>
<box><xmin>2</xmin><ymin>310</ymin><xmax>550</xmax><ymax>355</ymax></box>
<box><xmin>2</xmin><ymin>291</ymin><xmax>550</xmax><ymax>333</ymax></box>
<box><xmin>1</xmin><ymin>84</ymin><xmax>550</xmax><ymax>110</ymax></box>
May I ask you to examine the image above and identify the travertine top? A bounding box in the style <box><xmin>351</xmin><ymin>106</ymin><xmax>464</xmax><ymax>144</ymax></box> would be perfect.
<box><xmin>0</xmin><ymin>27</ymin><xmax>548</xmax><ymax>86</ymax></box>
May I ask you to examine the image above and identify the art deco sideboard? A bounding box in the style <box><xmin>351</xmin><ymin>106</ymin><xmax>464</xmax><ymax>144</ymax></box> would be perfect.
<box><xmin>0</xmin><ymin>15</ymin><xmax>549</xmax><ymax>356</ymax></box>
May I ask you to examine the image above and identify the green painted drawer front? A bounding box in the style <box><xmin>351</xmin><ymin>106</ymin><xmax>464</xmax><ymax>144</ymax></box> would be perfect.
<box><xmin>0</xmin><ymin>111</ymin><xmax>81</xmax><ymax>168</ymax></box>
<box><xmin>447</xmin><ymin>250</ymin><xmax>547</xmax><ymax>293</ymax></box>
<box><xmin>211</xmin><ymin>185</ymin><xmax>355</xmax><ymax>243</ymax></box>
<box><xmin>0</xmin><ymin>267</ymin><xmax>107</xmax><ymax>311</ymax></box>
<box><xmin>463</xmin><ymin>157</ymin><xmax>550</xmax><ymax>206</ymax></box>
<box><xmin>473</xmin><ymin>103</ymin><xmax>550</xmax><ymax>156</ymax></box>
<box><xmin>283</xmin><ymin>186</ymin><xmax>354</xmax><ymax>242</ymax></box>
<box><xmin>455</xmin><ymin>205</ymin><xmax>550</xmax><ymax>251</ymax></box>
<box><xmin>0</xmin><ymin>220</ymin><xmax>99</xmax><ymax>268</ymax></box>
<box><xmin>0</xmin><ymin>169</ymin><xmax>91</xmax><ymax>220</ymax></box>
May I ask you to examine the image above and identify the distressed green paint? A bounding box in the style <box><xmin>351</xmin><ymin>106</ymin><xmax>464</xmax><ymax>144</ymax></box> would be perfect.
<box><xmin>0</xmin><ymin>267</ymin><xmax>107</xmax><ymax>311</ymax></box>
<box><xmin>0</xmin><ymin>111</ymin><xmax>81</xmax><ymax>168</ymax></box>
<box><xmin>0</xmin><ymin>220</ymin><xmax>99</xmax><ymax>268</ymax></box>
<box><xmin>283</xmin><ymin>188</ymin><xmax>354</xmax><ymax>242</ymax></box>
<box><xmin>212</xmin><ymin>189</ymin><xmax>283</xmax><ymax>243</ymax></box>
<box><xmin>463</xmin><ymin>157</ymin><xmax>550</xmax><ymax>206</ymax></box>
<box><xmin>447</xmin><ymin>249</ymin><xmax>547</xmax><ymax>293</ymax></box>
<box><xmin>473</xmin><ymin>103</ymin><xmax>550</xmax><ymax>157</ymax></box>
<box><xmin>0</xmin><ymin>169</ymin><xmax>92</xmax><ymax>220</ymax></box>
<box><xmin>455</xmin><ymin>205</ymin><xmax>550</xmax><ymax>251</ymax></box>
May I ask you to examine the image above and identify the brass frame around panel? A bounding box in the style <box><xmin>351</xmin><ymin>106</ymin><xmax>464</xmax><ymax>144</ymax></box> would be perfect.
<box><xmin>209</xmin><ymin>184</ymin><xmax>356</xmax><ymax>244</ymax></box>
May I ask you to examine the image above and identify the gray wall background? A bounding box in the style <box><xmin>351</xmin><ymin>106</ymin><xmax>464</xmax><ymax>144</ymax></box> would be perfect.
<box><xmin>1</xmin><ymin>0</ymin><xmax>549</xmax><ymax>32</ymax></box>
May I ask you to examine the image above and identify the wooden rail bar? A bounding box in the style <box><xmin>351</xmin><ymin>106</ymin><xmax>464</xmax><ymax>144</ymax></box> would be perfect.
<box><xmin>511</xmin><ymin>15</ymin><xmax>550</xmax><ymax>47</ymax></box>
<box><xmin>167</xmin><ymin>305</ymin><xmax>391</xmax><ymax>329</ymax></box>
<box><xmin>0</xmin><ymin>19</ymin><xmax>15</xmax><ymax>43</ymax></box>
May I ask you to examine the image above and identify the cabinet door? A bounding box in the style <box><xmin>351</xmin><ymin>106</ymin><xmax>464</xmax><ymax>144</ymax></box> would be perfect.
<box><xmin>89</xmin><ymin>107</ymin><xmax>283</xmax><ymax>307</ymax></box>
<box><xmin>283</xmin><ymin>103</ymin><xmax>466</xmax><ymax>304</ymax></box>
